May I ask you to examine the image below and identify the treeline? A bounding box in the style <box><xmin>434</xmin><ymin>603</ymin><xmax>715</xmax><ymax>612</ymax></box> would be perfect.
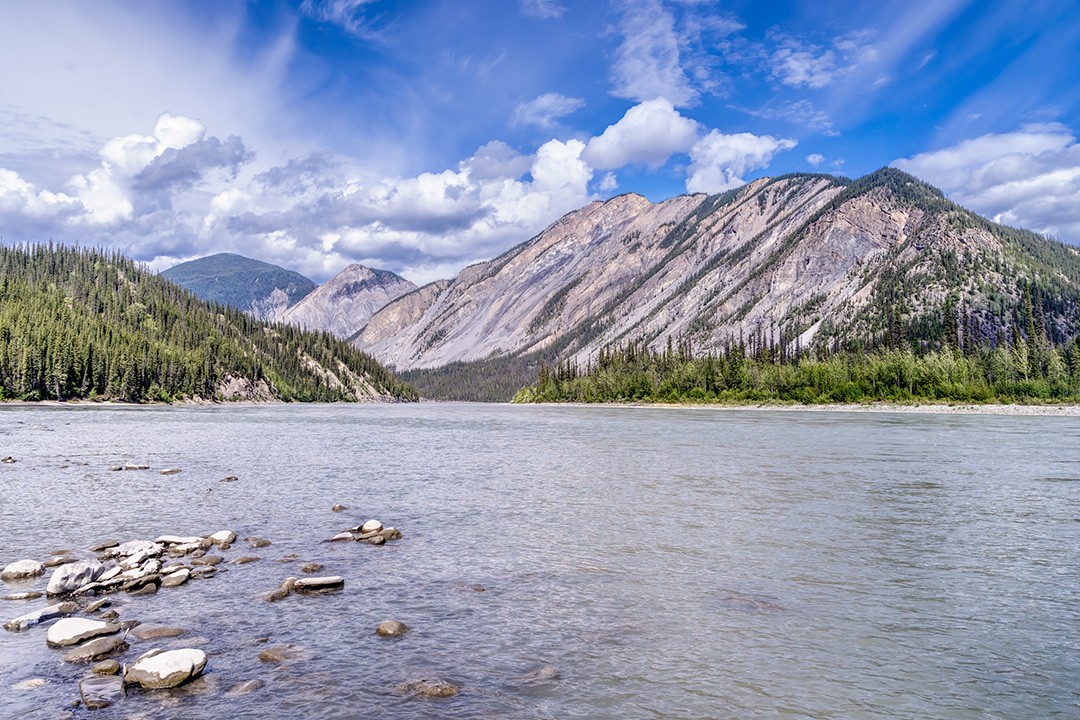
<box><xmin>515</xmin><ymin>331</ymin><xmax>1080</xmax><ymax>405</ymax></box>
<box><xmin>0</xmin><ymin>244</ymin><xmax>418</xmax><ymax>402</ymax></box>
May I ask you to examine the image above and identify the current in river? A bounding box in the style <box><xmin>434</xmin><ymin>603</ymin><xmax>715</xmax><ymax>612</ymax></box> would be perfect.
<box><xmin>0</xmin><ymin>403</ymin><xmax>1078</xmax><ymax>719</ymax></box>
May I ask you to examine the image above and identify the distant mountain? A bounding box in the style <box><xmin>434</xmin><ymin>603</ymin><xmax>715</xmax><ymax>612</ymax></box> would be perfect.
<box><xmin>356</xmin><ymin>168</ymin><xmax>1080</xmax><ymax>398</ymax></box>
<box><xmin>161</xmin><ymin>252</ymin><xmax>316</xmax><ymax>321</ymax></box>
<box><xmin>280</xmin><ymin>264</ymin><xmax>417</xmax><ymax>339</ymax></box>
<box><xmin>0</xmin><ymin>245</ymin><xmax>418</xmax><ymax>403</ymax></box>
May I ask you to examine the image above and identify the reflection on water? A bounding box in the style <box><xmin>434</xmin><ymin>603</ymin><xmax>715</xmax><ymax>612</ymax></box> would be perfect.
<box><xmin>1</xmin><ymin>404</ymin><xmax>1079</xmax><ymax>719</ymax></box>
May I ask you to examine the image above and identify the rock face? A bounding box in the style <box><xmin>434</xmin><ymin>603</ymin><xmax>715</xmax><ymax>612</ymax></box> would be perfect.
<box><xmin>354</xmin><ymin>169</ymin><xmax>1080</xmax><ymax>379</ymax></box>
<box><xmin>123</xmin><ymin>648</ymin><xmax>207</xmax><ymax>689</ymax></box>
<box><xmin>46</xmin><ymin>559</ymin><xmax>105</xmax><ymax>595</ymax></box>
<box><xmin>280</xmin><ymin>263</ymin><xmax>417</xmax><ymax>339</ymax></box>
<box><xmin>2</xmin><ymin>559</ymin><xmax>44</xmax><ymax>581</ymax></box>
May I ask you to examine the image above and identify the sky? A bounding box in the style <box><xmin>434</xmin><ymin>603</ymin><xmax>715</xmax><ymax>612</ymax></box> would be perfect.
<box><xmin>1</xmin><ymin>0</ymin><xmax>1078</xmax><ymax>284</ymax></box>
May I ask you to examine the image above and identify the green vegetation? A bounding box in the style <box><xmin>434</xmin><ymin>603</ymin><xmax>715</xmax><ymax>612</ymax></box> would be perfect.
<box><xmin>0</xmin><ymin>244</ymin><xmax>418</xmax><ymax>403</ymax></box>
<box><xmin>161</xmin><ymin>252</ymin><xmax>316</xmax><ymax>312</ymax></box>
<box><xmin>514</xmin><ymin>331</ymin><xmax>1080</xmax><ymax>405</ymax></box>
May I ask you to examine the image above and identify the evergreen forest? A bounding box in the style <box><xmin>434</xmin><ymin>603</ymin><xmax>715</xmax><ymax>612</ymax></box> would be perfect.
<box><xmin>0</xmin><ymin>244</ymin><xmax>417</xmax><ymax>403</ymax></box>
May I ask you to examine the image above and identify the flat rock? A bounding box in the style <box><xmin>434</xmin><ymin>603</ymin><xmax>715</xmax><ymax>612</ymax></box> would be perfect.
<box><xmin>327</xmin><ymin>532</ymin><xmax>354</xmax><ymax>542</ymax></box>
<box><xmin>293</xmin><ymin>576</ymin><xmax>344</xmax><ymax>593</ymax></box>
<box><xmin>380</xmin><ymin>527</ymin><xmax>404</xmax><ymax>541</ymax></box>
<box><xmin>4</xmin><ymin>602</ymin><xmax>77</xmax><ymax>632</ymax></box>
<box><xmin>161</xmin><ymin>569</ymin><xmax>191</xmax><ymax>587</ymax></box>
<box><xmin>124</xmin><ymin>648</ymin><xmax>207</xmax><ymax>689</ymax></box>
<box><xmin>191</xmin><ymin>555</ymin><xmax>223</xmax><ymax>566</ymax></box>
<box><xmin>156</xmin><ymin>535</ymin><xmax>203</xmax><ymax>545</ymax></box>
<box><xmin>231</xmin><ymin>556</ymin><xmax>260</xmax><ymax>565</ymax></box>
<box><xmin>208</xmin><ymin>530</ymin><xmax>236</xmax><ymax>547</ymax></box>
<box><xmin>396</xmin><ymin>678</ymin><xmax>459</xmax><ymax>698</ymax></box>
<box><xmin>110</xmin><ymin>540</ymin><xmax>162</xmax><ymax>559</ymax></box>
<box><xmin>376</xmin><ymin>620</ymin><xmax>408</xmax><ymax>638</ymax></box>
<box><xmin>225</xmin><ymin>679</ymin><xmax>264</xmax><ymax>697</ymax></box>
<box><xmin>46</xmin><ymin>617</ymin><xmax>120</xmax><ymax>647</ymax></box>
<box><xmin>159</xmin><ymin>467</ymin><xmax>182</xmax><ymax>475</ymax></box>
<box><xmin>2</xmin><ymin>559</ymin><xmax>45</xmax><ymax>581</ymax></box>
<box><xmin>221</xmin><ymin>475</ymin><xmax>239</xmax><ymax>482</ymax></box>
<box><xmin>91</xmin><ymin>659</ymin><xmax>121</xmax><ymax>675</ymax></box>
<box><xmin>2</xmin><ymin>591</ymin><xmax>43</xmax><ymax>601</ymax></box>
<box><xmin>42</xmin><ymin>555</ymin><xmax>77</xmax><ymax>568</ymax></box>
<box><xmin>63</xmin><ymin>634</ymin><xmax>129</xmax><ymax>663</ymax></box>
<box><xmin>131</xmin><ymin>624</ymin><xmax>185</xmax><ymax>641</ymax></box>
<box><xmin>258</xmin><ymin>644</ymin><xmax>305</xmax><ymax>664</ymax></box>
<box><xmin>89</xmin><ymin>540</ymin><xmax>120</xmax><ymax>552</ymax></box>
<box><xmin>84</xmin><ymin>598</ymin><xmax>110</xmax><ymax>613</ymax></box>
<box><xmin>123</xmin><ymin>463</ymin><xmax>150</xmax><ymax>470</ymax></box>
<box><xmin>80</xmin><ymin>675</ymin><xmax>125</xmax><ymax>709</ymax></box>
<box><xmin>246</xmin><ymin>537</ymin><xmax>272</xmax><ymax>548</ymax></box>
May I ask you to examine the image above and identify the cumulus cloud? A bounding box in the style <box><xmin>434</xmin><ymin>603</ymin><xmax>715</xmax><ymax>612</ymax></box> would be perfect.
<box><xmin>893</xmin><ymin>123</ymin><xmax>1080</xmax><ymax>243</ymax></box>
<box><xmin>686</xmin><ymin>130</ymin><xmax>797</xmax><ymax>193</ymax></box>
<box><xmin>807</xmin><ymin>153</ymin><xmax>825</xmax><ymax>167</ymax></box>
<box><xmin>584</xmin><ymin>98</ymin><xmax>700</xmax><ymax>170</ymax></box>
<box><xmin>610</xmin><ymin>0</ymin><xmax>698</xmax><ymax>107</ymax></box>
<box><xmin>512</xmin><ymin>93</ymin><xmax>586</xmax><ymax>129</ymax></box>
<box><xmin>768</xmin><ymin>30</ymin><xmax>877</xmax><ymax>89</ymax></box>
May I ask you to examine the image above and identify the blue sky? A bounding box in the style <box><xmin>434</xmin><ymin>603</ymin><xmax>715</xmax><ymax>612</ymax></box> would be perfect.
<box><xmin>1</xmin><ymin>0</ymin><xmax>1078</xmax><ymax>283</ymax></box>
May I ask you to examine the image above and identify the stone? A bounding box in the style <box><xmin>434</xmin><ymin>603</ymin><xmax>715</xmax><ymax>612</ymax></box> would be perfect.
<box><xmin>63</xmin><ymin>635</ymin><xmax>129</xmax><ymax>663</ymax></box>
<box><xmin>292</xmin><ymin>576</ymin><xmax>344</xmax><ymax>593</ymax></box>
<box><xmin>299</xmin><ymin>563</ymin><xmax>323</xmax><ymax>574</ymax></box>
<box><xmin>89</xmin><ymin>540</ymin><xmax>119</xmax><ymax>553</ymax></box>
<box><xmin>159</xmin><ymin>467</ymin><xmax>182</xmax><ymax>475</ymax></box>
<box><xmin>155</xmin><ymin>535</ymin><xmax>203</xmax><ymax>546</ymax></box>
<box><xmin>221</xmin><ymin>475</ymin><xmax>239</xmax><ymax>482</ymax></box>
<box><xmin>231</xmin><ymin>556</ymin><xmax>260</xmax><ymax>565</ymax></box>
<box><xmin>277</xmin><ymin>554</ymin><xmax>300</xmax><ymax>562</ymax></box>
<box><xmin>4</xmin><ymin>602</ymin><xmax>77</xmax><ymax>632</ymax></box>
<box><xmin>258</xmin><ymin>644</ymin><xmax>304</xmax><ymax>664</ymax></box>
<box><xmin>110</xmin><ymin>540</ymin><xmax>162</xmax><ymax>559</ymax></box>
<box><xmin>225</xmin><ymin>679</ymin><xmax>264</xmax><ymax>697</ymax></box>
<box><xmin>331</xmin><ymin>504</ymin><xmax>347</xmax><ymax>512</ymax></box>
<box><xmin>124</xmin><ymin>577</ymin><xmax>160</xmax><ymax>596</ymax></box>
<box><xmin>2</xmin><ymin>591</ymin><xmax>43</xmax><ymax>601</ymax></box>
<box><xmin>327</xmin><ymin>532</ymin><xmax>354</xmax><ymax>542</ymax></box>
<box><xmin>84</xmin><ymin>598</ymin><xmax>110</xmax><ymax>613</ymax></box>
<box><xmin>396</xmin><ymin>678</ymin><xmax>459</xmax><ymax>698</ymax></box>
<box><xmin>46</xmin><ymin>617</ymin><xmax>120</xmax><ymax>647</ymax></box>
<box><xmin>208</xmin><ymin>530</ymin><xmax>236</xmax><ymax>547</ymax></box>
<box><xmin>131</xmin><ymin>624</ymin><xmax>185</xmax><ymax>641</ymax></box>
<box><xmin>80</xmin><ymin>675</ymin><xmax>125</xmax><ymax>709</ymax></box>
<box><xmin>98</xmin><ymin>566</ymin><xmax>122</xmax><ymax>582</ymax></box>
<box><xmin>13</xmin><ymin>678</ymin><xmax>46</xmax><ymax>690</ymax></box>
<box><xmin>191</xmin><ymin>555</ymin><xmax>223</xmax><ymax>566</ymax></box>
<box><xmin>91</xmin><ymin>660</ymin><xmax>121</xmax><ymax>675</ymax></box>
<box><xmin>161</xmin><ymin>569</ymin><xmax>191</xmax><ymax>587</ymax></box>
<box><xmin>123</xmin><ymin>463</ymin><xmax>149</xmax><ymax>470</ymax></box>
<box><xmin>42</xmin><ymin>555</ymin><xmax>77</xmax><ymax>568</ymax></box>
<box><xmin>518</xmin><ymin>664</ymin><xmax>559</xmax><ymax>683</ymax></box>
<box><xmin>99</xmin><ymin>610</ymin><xmax>119</xmax><ymax>621</ymax></box>
<box><xmin>376</xmin><ymin>620</ymin><xmax>408</xmax><ymax>638</ymax></box>
<box><xmin>355</xmin><ymin>530</ymin><xmax>379</xmax><ymax>541</ymax></box>
<box><xmin>368</xmin><ymin>535</ymin><xmax>386</xmax><ymax>546</ymax></box>
<box><xmin>380</xmin><ymin>527</ymin><xmax>404</xmax><ymax>541</ymax></box>
<box><xmin>246</xmin><ymin>537</ymin><xmax>272</xmax><ymax>548</ymax></box>
<box><xmin>264</xmin><ymin>577</ymin><xmax>296</xmax><ymax>602</ymax></box>
<box><xmin>1</xmin><ymin>456</ymin><xmax>14</xmax><ymax>463</ymax></box>
<box><xmin>123</xmin><ymin>648</ymin><xmax>207</xmax><ymax>689</ymax></box>
<box><xmin>2</xmin><ymin>559</ymin><xmax>45</xmax><ymax>581</ymax></box>
<box><xmin>360</xmin><ymin>519</ymin><xmax>383</xmax><ymax>534</ymax></box>
<box><xmin>47</xmin><ymin>559</ymin><xmax>105</xmax><ymax>595</ymax></box>
<box><xmin>190</xmin><ymin>566</ymin><xmax>217</xmax><ymax>579</ymax></box>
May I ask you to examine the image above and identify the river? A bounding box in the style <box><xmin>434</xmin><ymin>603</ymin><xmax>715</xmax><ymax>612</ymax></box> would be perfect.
<box><xmin>1</xmin><ymin>403</ymin><xmax>1078</xmax><ymax>719</ymax></box>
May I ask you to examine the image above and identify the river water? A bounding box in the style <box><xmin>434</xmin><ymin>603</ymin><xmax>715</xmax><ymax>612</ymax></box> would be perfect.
<box><xmin>0</xmin><ymin>403</ymin><xmax>1078</xmax><ymax>719</ymax></box>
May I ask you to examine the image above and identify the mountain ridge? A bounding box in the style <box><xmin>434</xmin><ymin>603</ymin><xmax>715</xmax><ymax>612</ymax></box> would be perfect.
<box><xmin>280</xmin><ymin>263</ymin><xmax>417</xmax><ymax>339</ymax></box>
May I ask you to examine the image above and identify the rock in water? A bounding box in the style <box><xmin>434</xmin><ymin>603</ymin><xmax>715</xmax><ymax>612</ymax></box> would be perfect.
<box><xmin>396</xmin><ymin>678</ymin><xmax>459</xmax><ymax>698</ymax></box>
<box><xmin>123</xmin><ymin>648</ymin><xmax>207</xmax><ymax>689</ymax></box>
<box><xmin>47</xmin><ymin>559</ymin><xmax>105</xmax><ymax>595</ymax></box>
<box><xmin>2</xmin><ymin>559</ymin><xmax>45</xmax><ymax>581</ymax></box>
<box><xmin>2</xmin><ymin>591</ymin><xmax>43</xmax><ymax>601</ymax></box>
<box><xmin>208</xmin><ymin>530</ymin><xmax>237</xmax><ymax>547</ymax></box>
<box><xmin>360</xmin><ymin>519</ymin><xmax>383</xmax><ymax>534</ymax></box>
<box><xmin>159</xmin><ymin>467</ymin><xmax>182</xmax><ymax>475</ymax></box>
<box><xmin>161</xmin><ymin>569</ymin><xmax>191</xmax><ymax>587</ymax></box>
<box><xmin>131</xmin><ymin>624</ymin><xmax>185</xmax><ymax>641</ymax></box>
<box><xmin>225</xmin><ymin>679</ymin><xmax>264</xmax><ymax>696</ymax></box>
<box><xmin>292</xmin><ymin>576</ymin><xmax>344</xmax><ymax>593</ymax></box>
<box><xmin>91</xmin><ymin>660</ymin><xmax>121</xmax><ymax>675</ymax></box>
<box><xmin>46</xmin><ymin>617</ymin><xmax>120</xmax><ymax>647</ymax></box>
<box><xmin>332</xmin><ymin>504</ymin><xmax>347</xmax><ymax>512</ymax></box>
<box><xmin>376</xmin><ymin>620</ymin><xmax>408</xmax><ymax>638</ymax></box>
<box><xmin>80</xmin><ymin>675</ymin><xmax>124</xmax><ymax>709</ymax></box>
<box><xmin>63</xmin><ymin>635</ymin><xmax>129</xmax><ymax>663</ymax></box>
<box><xmin>4</xmin><ymin>602</ymin><xmax>77</xmax><ymax>632</ymax></box>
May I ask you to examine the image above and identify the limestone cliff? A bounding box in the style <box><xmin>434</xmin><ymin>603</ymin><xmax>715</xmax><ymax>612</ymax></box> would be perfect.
<box><xmin>280</xmin><ymin>264</ymin><xmax>417</xmax><ymax>339</ymax></box>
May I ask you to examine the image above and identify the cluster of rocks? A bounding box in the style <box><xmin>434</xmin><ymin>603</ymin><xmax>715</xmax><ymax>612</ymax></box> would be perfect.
<box><xmin>326</xmin><ymin>518</ymin><xmax>403</xmax><ymax>545</ymax></box>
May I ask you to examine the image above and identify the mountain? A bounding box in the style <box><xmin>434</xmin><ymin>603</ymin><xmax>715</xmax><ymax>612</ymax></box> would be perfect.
<box><xmin>280</xmin><ymin>264</ymin><xmax>417</xmax><ymax>339</ymax></box>
<box><xmin>0</xmin><ymin>245</ymin><xmax>418</xmax><ymax>403</ymax></box>
<box><xmin>161</xmin><ymin>253</ymin><xmax>316</xmax><ymax>321</ymax></box>
<box><xmin>355</xmin><ymin>169</ymin><xmax>1080</xmax><ymax>398</ymax></box>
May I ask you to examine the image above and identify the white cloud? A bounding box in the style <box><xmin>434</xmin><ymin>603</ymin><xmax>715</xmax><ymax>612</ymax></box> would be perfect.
<box><xmin>520</xmin><ymin>0</ymin><xmax>566</xmax><ymax>19</ymax></box>
<box><xmin>512</xmin><ymin>93</ymin><xmax>586</xmax><ymax>129</ymax></box>
<box><xmin>583</xmin><ymin>98</ymin><xmax>700</xmax><ymax>170</ymax></box>
<box><xmin>300</xmin><ymin>0</ymin><xmax>382</xmax><ymax>38</ymax></box>
<box><xmin>768</xmin><ymin>31</ymin><xmax>877</xmax><ymax>89</ymax></box>
<box><xmin>807</xmin><ymin>153</ymin><xmax>825</xmax><ymax>167</ymax></box>
<box><xmin>598</xmin><ymin>172</ymin><xmax>619</xmax><ymax>192</ymax></box>
<box><xmin>686</xmin><ymin>130</ymin><xmax>797</xmax><ymax>193</ymax></box>
<box><xmin>610</xmin><ymin>0</ymin><xmax>698</xmax><ymax>107</ymax></box>
<box><xmin>894</xmin><ymin>123</ymin><xmax>1080</xmax><ymax>243</ymax></box>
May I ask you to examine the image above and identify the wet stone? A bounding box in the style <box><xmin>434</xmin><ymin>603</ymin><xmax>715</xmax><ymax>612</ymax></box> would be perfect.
<box><xmin>258</xmin><ymin>644</ymin><xmax>305</xmax><ymax>664</ymax></box>
<box><xmin>79</xmin><ymin>675</ymin><xmax>124</xmax><ymax>710</ymax></box>
<box><xmin>225</xmin><ymin>679</ymin><xmax>264</xmax><ymax>697</ymax></box>
<box><xmin>161</xmin><ymin>569</ymin><xmax>191</xmax><ymax>587</ymax></box>
<box><xmin>221</xmin><ymin>476</ymin><xmax>239</xmax><ymax>482</ymax></box>
<box><xmin>376</xmin><ymin>620</ymin><xmax>408</xmax><ymax>638</ymax></box>
<box><xmin>246</xmin><ymin>538</ymin><xmax>272</xmax><ymax>549</ymax></box>
<box><xmin>2</xmin><ymin>591</ymin><xmax>43</xmax><ymax>601</ymax></box>
<box><xmin>293</xmin><ymin>576</ymin><xmax>344</xmax><ymax>593</ymax></box>
<box><xmin>42</xmin><ymin>555</ymin><xmax>77</xmax><ymax>569</ymax></box>
<box><xmin>396</xmin><ymin>678</ymin><xmax>459</xmax><ymax>698</ymax></box>
<box><xmin>91</xmin><ymin>659</ymin><xmax>121</xmax><ymax>675</ymax></box>
<box><xmin>123</xmin><ymin>648</ymin><xmax>207</xmax><ymax>689</ymax></box>
<box><xmin>300</xmin><ymin>562</ymin><xmax>324</xmax><ymax>574</ymax></box>
<box><xmin>159</xmin><ymin>467</ymin><xmax>182</xmax><ymax>475</ymax></box>
<box><xmin>63</xmin><ymin>634</ymin><xmax>129</xmax><ymax>663</ymax></box>
<box><xmin>191</xmin><ymin>555</ymin><xmax>223</xmax><ymax>566</ymax></box>
<box><xmin>331</xmin><ymin>504</ymin><xmax>347</xmax><ymax>512</ymax></box>
<box><xmin>2</xmin><ymin>559</ymin><xmax>45</xmax><ymax>581</ymax></box>
<box><xmin>231</xmin><ymin>556</ymin><xmax>260</xmax><ymax>565</ymax></box>
<box><xmin>131</xmin><ymin>624</ymin><xmax>185</xmax><ymax>641</ymax></box>
<box><xmin>46</xmin><ymin>617</ymin><xmax>120</xmax><ymax>647</ymax></box>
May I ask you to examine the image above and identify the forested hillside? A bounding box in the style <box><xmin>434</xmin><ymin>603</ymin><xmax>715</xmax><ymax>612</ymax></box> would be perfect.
<box><xmin>0</xmin><ymin>244</ymin><xmax>417</xmax><ymax>402</ymax></box>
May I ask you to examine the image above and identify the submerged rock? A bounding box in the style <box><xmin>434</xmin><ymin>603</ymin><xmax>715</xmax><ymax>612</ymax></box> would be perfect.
<box><xmin>225</xmin><ymin>679</ymin><xmax>264</xmax><ymax>697</ymax></box>
<box><xmin>376</xmin><ymin>620</ymin><xmax>408</xmax><ymax>638</ymax></box>
<box><xmin>265</xmin><ymin>577</ymin><xmax>296</xmax><ymax>602</ymax></box>
<box><xmin>80</xmin><ymin>676</ymin><xmax>124</xmax><ymax>709</ymax></box>
<box><xmin>42</xmin><ymin>555</ymin><xmax>77</xmax><ymax>569</ymax></box>
<box><xmin>246</xmin><ymin>537</ymin><xmax>272</xmax><ymax>549</ymax></box>
<box><xmin>13</xmin><ymin>678</ymin><xmax>46</xmax><ymax>690</ymax></box>
<box><xmin>300</xmin><ymin>562</ymin><xmax>324</xmax><ymax>574</ymax></box>
<box><xmin>327</xmin><ymin>532</ymin><xmax>353</xmax><ymax>542</ymax></box>
<box><xmin>63</xmin><ymin>635</ymin><xmax>129</xmax><ymax>663</ymax></box>
<box><xmin>2</xmin><ymin>591</ymin><xmax>43</xmax><ymax>601</ymax></box>
<box><xmin>257</xmin><ymin>644</ymin><xmax>305</xmax><ymax>664</ymax></box>
<box><xmin>221</xmin><ymin>475</ymin><xmax>239</xmax><ymax>482</ymax></box>
<box><xmin>331</xmin><ymin>504</ymin><xmax>347</xmax><ymax>512</ymax></box>
<box><xmin>396</xmin><ymin>678</ymin><xmax>459</xmax><ymax>698</ymax></box>
<box><xmin>131</xmin><ymin>624</ymin><xmax>185</xmax><ymax>641</ymax></box>
<box><xmin>123</xmin><ymin>648</ymin><xmax>207</xmax><ymax>689</ymax></box>
<box><xmin>2</xmin><ymin>559</ymin><xmax>45</xmax><ymax>581</ymax></box>
<box><xmin>89</xmin><ymin>540</ymin><xmax>119</xmax><ymax>553</ymax></box>
<box><xmin>46</xmin><ymin>617</ymin><xmax>120</xmax><ymax>647</ymax></box>
<box><xmin>123</xmin><ymin>463</ymin><xmax>150</xmax><ymax>471</ymax></box>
